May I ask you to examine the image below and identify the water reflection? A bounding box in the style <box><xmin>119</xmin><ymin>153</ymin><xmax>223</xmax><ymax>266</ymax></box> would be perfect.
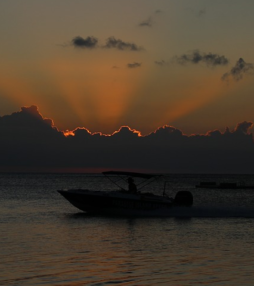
<box><xmin>2</xmin><ymin>173</ymin><xmax>254</xmax><ymax>285</ymax></box>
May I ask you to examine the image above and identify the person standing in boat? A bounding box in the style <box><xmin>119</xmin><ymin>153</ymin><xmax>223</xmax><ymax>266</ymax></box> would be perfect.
<box><xmin>128</xmin><ymin>177</ymin><xmax>137</xmax><ymax>193</ymax></box>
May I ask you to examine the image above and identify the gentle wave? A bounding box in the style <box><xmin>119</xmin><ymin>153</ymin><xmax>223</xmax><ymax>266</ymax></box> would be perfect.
<box><xmin>1</xmin><ymin>173</ymin><xmax>254</xmax><ymax>285</ymax></box>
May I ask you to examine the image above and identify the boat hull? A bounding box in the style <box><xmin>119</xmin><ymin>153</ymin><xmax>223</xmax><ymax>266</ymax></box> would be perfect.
<box><xmin>58</xmin><ymin>189</ymin><xmax>175</xmax><ymax>217</ymax></box>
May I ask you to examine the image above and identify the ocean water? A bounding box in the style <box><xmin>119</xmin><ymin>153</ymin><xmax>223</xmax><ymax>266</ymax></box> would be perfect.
<box><xmin>1</xmin><ymin>173</ymin><xmax>254</xmax><ymax>286</ymax></box>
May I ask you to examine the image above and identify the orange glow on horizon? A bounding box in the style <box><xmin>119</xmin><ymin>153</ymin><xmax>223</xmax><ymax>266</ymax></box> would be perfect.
<box><xmin>111</xmin><ymin>125</ymin><xmax>142</xmax><ymax>137</ymax></box>
<box><xmin>1</xmin><ymin>59</ymin><xmax>245</xmax><ymax>136</ymax></box>
<box><xmin>44</xmin><ymin>58</ymin><xmax>140</xmax><ymax>132</ymax></box>
<box><xmin>156</xmin><ymin>75</ymin><xmax>226</xmax><ymax>129</ymax></box>
<box><xmin>63</xmin><ymin>130</ymin><xmax>75</xmax><ymax>136</ymax></box>
<box><xmin>63</xmin><ymin>125</ymin><xmax>143</xmax><ymax>137</ymax></box>
<box><xmin>0</xmin><ymin>76</ymin><xmax>36</xmax><ymax>108</ymax></box>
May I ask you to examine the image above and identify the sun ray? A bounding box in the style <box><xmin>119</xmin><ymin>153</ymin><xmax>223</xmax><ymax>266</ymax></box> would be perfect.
<box><xmin>157</xmin><ymin>76</ymin><xmax>225</xmax><ymax>128</ymax></box>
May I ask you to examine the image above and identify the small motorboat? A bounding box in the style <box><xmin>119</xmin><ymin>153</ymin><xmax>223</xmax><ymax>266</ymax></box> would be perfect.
<box><xmin>58</xmin><ymin>171</ymin><xmax>193</xmax><ymax>217</ymax></box>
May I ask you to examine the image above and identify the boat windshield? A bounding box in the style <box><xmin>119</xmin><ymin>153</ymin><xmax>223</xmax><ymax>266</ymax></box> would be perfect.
<box><xmin>102</xmin><ymin>170</ymin><xmax>162</xmax><ymax>191</ymax></box>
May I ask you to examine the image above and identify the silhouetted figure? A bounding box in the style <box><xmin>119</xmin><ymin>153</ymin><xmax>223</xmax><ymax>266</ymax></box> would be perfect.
<box><xmin>128</xmin><ymin>177</ymin><xmax>137</xmax><ymax>193</ymax></box>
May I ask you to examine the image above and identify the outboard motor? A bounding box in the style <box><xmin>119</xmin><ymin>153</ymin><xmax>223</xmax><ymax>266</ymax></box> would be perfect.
<box><xmin>174</xmin><ymin>191</ymin><xmax>193</xmax><ymax>206</ymax></box>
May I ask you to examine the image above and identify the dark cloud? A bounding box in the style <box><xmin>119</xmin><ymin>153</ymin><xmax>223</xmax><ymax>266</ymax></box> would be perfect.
<box><xmin>234</xmin><ymin>121</ymin><xmax>253</xmax><ymax>134</ymax></box>
<box><xmin>69</xmin><ymin>36</ymin><xmax>143</xmax><ymax>51</ymax></box>
<box><xmin>197</xmin><ymin>8</ymin><xmax>206</xmax><ymax>17</ymax></box>
<box><xmin>1</xmin><ymin>106</ymin><xmax>254</xmax><ymax>173</ymax></box>
<box><xmin>138</xmin><ymin>9</ymin><xmax>162</xmax><ymax>28</ymax></box>
<box><xmin>175</xmin><ymin>50</ymin><xmax>229</xmax><ymax>67</ymax></box>
<box><xmin>71</xmin><ymin>36</ymin><xmax>98</xmax><ymax>48</ymax></box>
<box><xmin>139</xmin><ymin>17</ymin><xmax>153</xmax><ymax>27</ymax></box>
<box><xmin>104</xmin><ymin>37</ymin><xmax>144</xmax><ymax>51</ymax></box>
<box><xmin>222</xmin><ymin>58</ymin><xmax>254</xmax><ymax>81</ymax></box>
<box><xmin>155</xmin><ymin>60</ymin><xmax>169</xmax><ymax>66</ymax></box>
<box><xmin>127</xmin><ymin>62</ymin><xmax>142</xmax><ymax>68</ymax></box>
<box><xmin>0</xmin><ymin>105</ymin><xmax>56</xmax><ymax>133</ymax></box>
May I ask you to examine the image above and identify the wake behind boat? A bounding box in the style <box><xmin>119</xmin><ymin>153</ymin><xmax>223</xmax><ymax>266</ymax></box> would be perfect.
<box><xmin>57</xmin><ymin>171</ymin><xmax>193</xmax><ymax>217</ymax></box>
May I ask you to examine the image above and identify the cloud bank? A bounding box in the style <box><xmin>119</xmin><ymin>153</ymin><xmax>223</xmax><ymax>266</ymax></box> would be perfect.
<box><xmin>0</xmin><ymin>106</ymin><xmax>254</xmax><ymax>173</ymax></box>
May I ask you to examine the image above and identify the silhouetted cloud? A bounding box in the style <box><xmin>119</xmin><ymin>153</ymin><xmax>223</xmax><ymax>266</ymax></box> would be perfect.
<box><xmin>69</xmin><ymin>36</ymin><xmax>144</xmax><ymax>51</ymax></box>
<box><xmin>197</xmin><ymin>8</ymin><xmax>206</xmax><ymax>17</ymax></box>
<box><xmin>222</xmin><ymin>58</ymin><xmax>254</xmax><ymax>81</ymax></box>
<box><xmin>155</xmin><ymin>60</ymin><xmax>169</xmax><ymax>66</ymax></box>
<box><xmin>175</xmin><ymin>50</ymin><xmax>229</xmax><ymax>66</ymax></box>
<box><xmin>1</xmin><ymin>106</ymin><xmax>254</xmax><ymax>173</ymax></box>
<box><xmin>104</xmin><ymin>37</ymin><xmax>143</xmax><ymax>51</ymax></box>
<box><xmin>139</xmin><ymin>17</ymin><xmax>153</xmax><ymax>27</ymax></box>
<box><xmin>138</xmin><ymin>9</ymin><xmax>162</xmax><ymax>28</ymax></box>
<box><xmin>127</xmin><ymin>62</ymin><xmax>142</xmax><ymax>68</ymax></box>
<box><xmin>72</xmin><ymin>36</ymin><xmax>98</xmax><ymax>48</ymax></box>
<box><xmin>234</xmin><ymin>121</ymin><xmax>253</xmax><ymax>134</ymax></box>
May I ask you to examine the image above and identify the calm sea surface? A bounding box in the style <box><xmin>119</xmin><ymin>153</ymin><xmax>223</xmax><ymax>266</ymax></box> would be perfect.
<box><xmin>1</xmin><ymin>173</ymin><xmax>254</xmax><ymax>286</ymax></box>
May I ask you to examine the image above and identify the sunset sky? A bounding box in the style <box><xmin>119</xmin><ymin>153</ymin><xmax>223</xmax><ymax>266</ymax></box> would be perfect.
<box><xmin>1</xmin><ymin>0</ymin><xmax>254</xmax><ymax>136</ymax></box>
